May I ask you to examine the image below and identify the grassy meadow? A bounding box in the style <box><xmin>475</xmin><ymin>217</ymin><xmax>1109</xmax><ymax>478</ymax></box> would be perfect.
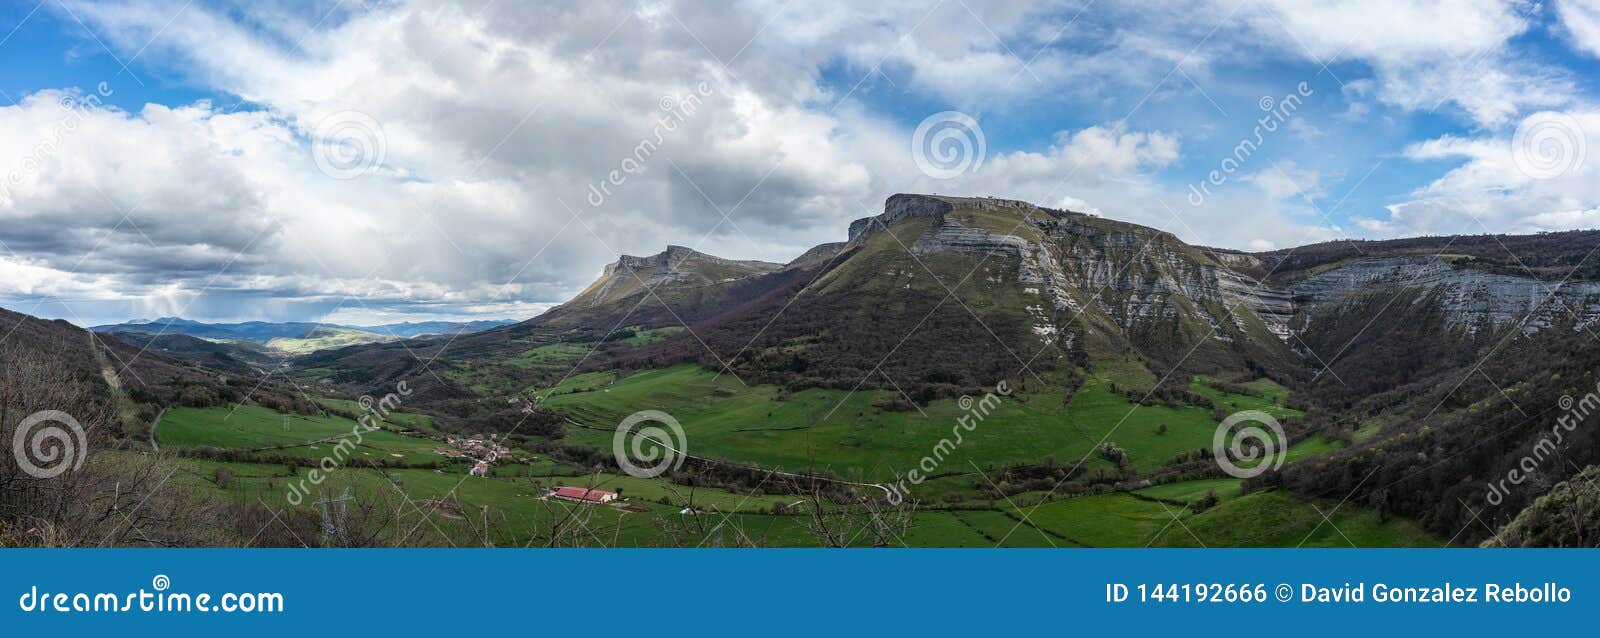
<box><xmin>142</xmin><ymin>345</ymin><xmax>1443</xmax><ymax>547</ymax></box>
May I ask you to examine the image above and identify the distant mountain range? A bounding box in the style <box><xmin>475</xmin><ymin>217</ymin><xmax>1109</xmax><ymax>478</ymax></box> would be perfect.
<box><xmin>89</xmin><ymin>317</ymin><xmax>518</xmax><ymax>354</ymax></box>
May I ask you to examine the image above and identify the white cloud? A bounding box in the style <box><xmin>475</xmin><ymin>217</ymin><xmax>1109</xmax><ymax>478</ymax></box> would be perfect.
<box><xmin>8</xmin><ymin>0</ymin><xmax>1595</xmax><ymax>325</ymax></box>
<box><xmin>1364</xmin><ymin>109</ymin><xmax>1600</xmax><ymax>236</ymax></box>
<box><xmin>1557</xmin><ymin>0</ymin><xmax>1600</xmax><ymax>58</ymax></box>
<box><xmin>1240</xmin><ymin>0</ymin><xmax>1567</xmax><ymax>126</ymax></box>
<box><xmin>1242</xmin><ymin>162</ymin><xmax>1323</xmax><ymax>202</ymax></box>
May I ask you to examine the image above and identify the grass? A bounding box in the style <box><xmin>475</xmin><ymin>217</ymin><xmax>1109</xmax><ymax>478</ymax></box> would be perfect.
<box><xmin>543</xmin><ymin>365</ymin><xmax>1310</xmax><ymax>485</ymax></box>
<box><xmin>1137</xmin><ymin>478</ymin><xmax>1244</xmax><ymax>504</ymax></box>
<box><xmin>537</xmin><ymin>371</ymin><xmax>616</xmax><ymax>398</ymax></box>
<box><xmin>1024</xmin><ymin>494</ymin><xmax>1181</xmax><ymax>547</ymax></box>
<box><xmin>960</xmin><ymin>486</ymin><xmax>1445</xmax><ymax>548</ymax></box>
<box><xmin>1150</xmin><ymin>489</ymin><xmax>1442</xmax><ymax>548</ymax></box>
<box><xmin>156</xmin><ymin>451</ymin><xmax>817</xmax><ymax>547</ymax></box>
<box><xmin>160</xmin><ymin>404</ymin><xmax>442</xmax><ymax>463</ymax></box>
<box><xmin>619</xmin><ymin>326</ymin><xmax>682</xmax><ymax>346</ymax></box>
<box><xmin>1285</xmin><ymin>433</ymin><xmax>1344</xmax><ymax>462</ymax></box>
<box><xmin>148</xmin><ymin>443</ymin><xmax>1435</xmax><ymax>547</ymax></box>
<box><xmin>315</xmin><ymin>397</ymin><xmax>438</xmax><ymax>434</ymax></box>
<box><xmin>265</xmin><ymin>327</ymin><xmax>391</xmax><ymax>354</ymax></box>
<box><xmin>1188</xmin><ymin>376</ymin><xmax>1302</xmax><ymax>419</ymax></box>
<box><xmin>144</xmin><ymin>335</ymin><xmax>1434</xmax><ymax>547</ymax></box>
<box><xmin>505</xmin><ymin>342</ymin><xmax>592</xmax><ymax>369</ymax></box>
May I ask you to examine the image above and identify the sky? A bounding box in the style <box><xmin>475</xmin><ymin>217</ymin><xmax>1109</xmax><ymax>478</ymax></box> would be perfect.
<box><xmin>0</xmin><ymin>0</ymin><xmax>1598</xmax><ymax>327</ymax></box>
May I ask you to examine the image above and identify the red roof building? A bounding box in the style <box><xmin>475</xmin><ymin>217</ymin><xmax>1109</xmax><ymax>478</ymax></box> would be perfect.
<box><xmin>551</xmin><ymin>486</ymin><xmax>618</xmax><ymax>503</ymax></box>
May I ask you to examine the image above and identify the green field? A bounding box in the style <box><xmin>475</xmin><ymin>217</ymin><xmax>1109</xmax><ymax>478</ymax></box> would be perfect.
<box><xmin>1148</xmin><ymin>490</ymin><xmax>1441</xmax><ymax>548</ymax></box>
<box><xmin>141</xmin><ymin>355</ymin><xmax>1442</xmax><ymax>547</ymax></box>
<box><xmin>160</xmin><ymin>404</ymin><xmax>443</xmax><ymax>463</ymax></box>
<box><xmin>543</xmin><ymin>365</ymin><xmax>1300</xmax><ymax>485</ymax></box>
<box><xmin>316</xmin><ymin>397</ymin><xmax>438</xmax><ymax>433</ymax></box>
<box><xmin>1188</xmin><ymin>376</ymin><xmax>1302</xmax><ymax>419</ymax></box>
<box><xmin>265</xmin><ymin>327</ymin><xmax>392</xmax><ymax>354</ymax></box>
<box><xmin>1137</xmin><ymin>478</ymin><xmax>1243</xmax><ymax>504</ymax></box>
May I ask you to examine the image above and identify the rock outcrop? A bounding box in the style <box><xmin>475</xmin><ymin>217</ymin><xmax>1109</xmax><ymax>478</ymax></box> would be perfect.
<box><xmin>573</xmin><ymin>245</ymin><xmax>782</xmax><ymax>307</ymax></box>
<box><xmin>1290</xmin><ymin>256</ymin><xmax>1600</xmax><ymax>332</ymax></box>
<box><xmin>604</xmin><ymin>245</ymin><xmax>781</xmax><ymax>279</ymax></box>
<box><xmin>850</xmin><ymin>194</ymin><xmax>1295</xmax><ymax>342</ymax></box>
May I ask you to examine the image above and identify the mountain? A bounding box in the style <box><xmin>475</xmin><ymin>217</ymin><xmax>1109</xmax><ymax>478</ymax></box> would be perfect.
<box><xmin>89</xmin><ymin>317</ymin><xmax>518</xmax><ymax>354</ymax></box>
<box><xmin>278</xmin><ymin>193</ymin><xmax>1600</xmax><ymax>545</ymax></box>
<box><xmin>0</xmin><ymin>306</ymin><xmax>313</xmax><ymax>436</ymax></box>
<box><xmin>103</xmin><ymin>331</ymin><xmax>279</xmax><ymax>375</ymax></box>
<box><xmin>563</xmin><ymin>245</ymin><xmax>783</xmax><ymax>308</ymax></box>
<box><xmin>358</xmin><ymin>320</ymin><xmax>518</xmax><ymax>338</ymax></box>
<box><xmin>300</xmin><ymin>192</ymin><xmax>1600</xmax><ymax>403</ymax></box>
<box><xmin>93</xmin><ymin>318</ymin><xmax>330</xmax><ymax>343</ymax></box>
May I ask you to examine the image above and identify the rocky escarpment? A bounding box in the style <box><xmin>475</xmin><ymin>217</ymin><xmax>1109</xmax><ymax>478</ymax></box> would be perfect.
<box><xmin>1290</xmin><ymin>256</ymin><xmax>1600</xmax><ymax>332</ymax></box>
<box><xmin>573</xmin><ymin>245</ymin><xmax>783</xmax><ymax>307</ymax></box>
<box><xmin>850</xmin><ymin>195</ymin><xmax>1600</xmax><ymax>342</ymax></box>
<box><xmin>850</xmin><ymin>194</ymin><xmax>1295</xmax><ymax>341</ymax></box>
<box><xmin>848</xmin><ymin>194</ymin><xmax>1049</xmax><ymax>242</ymax></box>
<box><xmin>1036</xmin><ymin>214</ymin><xmax>1293</xmax><ymax>339</ymax></box>
<box><xmin>604</xmin><ymin>245</ymin><xmax>781</xmax><ymax>279</ymax></box>
<box><xmin>909</xmin><ymin>215</ymin><xmax>1075</xmax><ymax>310</ymax></box>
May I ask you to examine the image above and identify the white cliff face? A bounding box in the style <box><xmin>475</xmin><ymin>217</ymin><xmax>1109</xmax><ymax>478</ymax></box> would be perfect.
<box><xmin>1039</xmin><ymin>216</ymin><xmax>1293</xmax><ymax>340</ymax></box>
<box><xmin>909</xmin><ymin>216</ymin><xmax>1079</xmax><ymax>313</ymax></box>
<box><xmin>1291</xmin><ymin>256</ymin><xmax>1600</xmax><ymax>332</ymax></box>
<box><xmin>850</xmin><ymin>195</ymin><xmax>1600</xmax><ymax>343</ymax></box>
<box><xmin>850</xmin><ymin>194</ymin><xmax>1295</xmax><ymax>342</ymax></box>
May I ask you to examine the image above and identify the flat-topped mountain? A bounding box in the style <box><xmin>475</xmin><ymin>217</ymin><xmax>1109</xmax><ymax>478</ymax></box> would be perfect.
<box><xmin>565</xmin><ymin>245</ymin><xmax>784</xmax><ymax>308</ymax></box>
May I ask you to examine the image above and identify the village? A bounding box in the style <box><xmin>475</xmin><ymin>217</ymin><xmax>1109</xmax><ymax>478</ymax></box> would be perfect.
<box><xmin>432</xmin><ymin>433</ymin><xmax>516</xmax><ymax>477</ymax></box>
<box><xmin>433</xmin><ymin>433</ymin><xmax>624</xmax><ymax>506</ymax></box>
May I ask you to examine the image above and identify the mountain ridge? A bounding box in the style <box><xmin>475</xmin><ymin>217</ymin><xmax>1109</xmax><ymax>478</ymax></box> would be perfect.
<box><xmin>90</xmin><ymin>317</ymin><xmax>519</xmax><ymax>344</ymax></box>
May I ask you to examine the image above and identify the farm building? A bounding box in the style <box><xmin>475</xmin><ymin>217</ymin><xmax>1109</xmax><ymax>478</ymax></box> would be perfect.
<box><xmin>551</xmin><ymin>486</ymin><xmax>618</xmax><ymax>503</ymax></box>
<box><xmin>470</xmin><ymin>461</ymin><xmax>490</xmax><ymax>477</ymax></box>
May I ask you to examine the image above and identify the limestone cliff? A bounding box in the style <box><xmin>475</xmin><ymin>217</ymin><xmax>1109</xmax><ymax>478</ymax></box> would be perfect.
<box><xmin>846</xmin><ymin>194</ymin><xmax>1294</xmax><ymax>345</ymax></box>
<box><xmin>1287</xmin><ymin>256</ymin><xmax>1600</xmax><ymax>332</ymax></box>
<box><xmin>569</xmin><ymin>245</ymin><xmax>782</xmax><ymax>307</ymax></box>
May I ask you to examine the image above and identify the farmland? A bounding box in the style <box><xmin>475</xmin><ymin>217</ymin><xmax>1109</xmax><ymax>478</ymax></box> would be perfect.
<box><xmin>543</xmin><ymin>365</ymin><xmax>1300</xmax><ymax>481</ymax></box>
<box><xmin>123</xmin><ymin>347</ymin><xmax>1447</xmax><ymax>548</ymax></box>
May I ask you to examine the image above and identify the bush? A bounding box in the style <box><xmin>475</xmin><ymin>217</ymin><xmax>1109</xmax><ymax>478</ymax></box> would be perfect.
<box><xmin>212</xmin><ymin>467</ymin><xmax>235</xmax><ymax>488</ymax></box>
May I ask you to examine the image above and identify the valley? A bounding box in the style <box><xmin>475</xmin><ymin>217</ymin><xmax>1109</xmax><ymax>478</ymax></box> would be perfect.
<box><xmin>6</xmin><ymin>194</ymin><xmax>1600</xmax><ymax>548</ymax></box>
